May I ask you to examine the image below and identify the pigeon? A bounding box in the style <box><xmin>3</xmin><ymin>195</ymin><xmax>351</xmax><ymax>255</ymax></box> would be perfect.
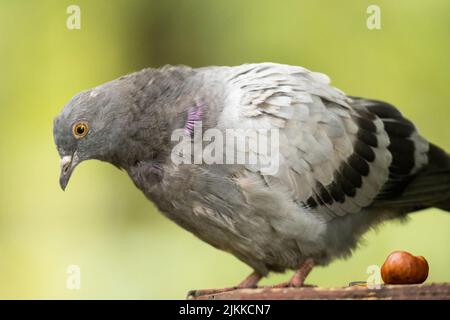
<box><xmin>54</xmin><ymin>63</ymin><xmax>450</xmax><ymax>291</ymax></box>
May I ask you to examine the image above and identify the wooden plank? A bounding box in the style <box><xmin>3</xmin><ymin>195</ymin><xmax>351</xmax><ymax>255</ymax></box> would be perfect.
<box><xmin>188</xmin><ymin>283</ymin><xmax>450</xmax><ymax>300</ymax></box>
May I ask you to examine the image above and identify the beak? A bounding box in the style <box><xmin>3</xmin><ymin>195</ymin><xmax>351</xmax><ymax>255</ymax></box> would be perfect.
<box><xmin>59</xmin><ymin>153</ymin><xmax>80</xmax><ymax>191</ymax></box>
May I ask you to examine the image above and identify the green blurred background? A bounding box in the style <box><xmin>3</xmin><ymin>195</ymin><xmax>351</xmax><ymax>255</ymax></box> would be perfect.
<box><xmin>0</xmin><ymin>0</ymin><xmax>449</xmax><ymax>299</ymax></box>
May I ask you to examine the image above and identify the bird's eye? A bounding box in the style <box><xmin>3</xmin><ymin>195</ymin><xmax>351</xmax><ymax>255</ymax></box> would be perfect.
<box><xmin>72</xmin><ymin>122</ymin><xmax>89</xmax><ymax>139</ymax></box>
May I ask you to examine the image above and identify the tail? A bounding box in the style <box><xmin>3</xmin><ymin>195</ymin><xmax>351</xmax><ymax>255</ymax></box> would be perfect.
<box><xmin>377</xmin><ymin>143</ymin><xmax>450</xmax><ymax>212</ymax></box>
<box><xmin>349</xmin><ymin>97</ymin><xmax>450</xmax><ymax>213</ymax></box>
<box><xmin>413</xmin><ymin>144</ymin><xmax>450</xmax><ymax>211</ymax></box>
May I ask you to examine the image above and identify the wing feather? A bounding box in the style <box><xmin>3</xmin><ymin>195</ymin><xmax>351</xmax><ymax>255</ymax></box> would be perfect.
<box><xmin>216</xmin><ymin>63</ymin><xmax>428</xmax><ymax>221</ymax></box>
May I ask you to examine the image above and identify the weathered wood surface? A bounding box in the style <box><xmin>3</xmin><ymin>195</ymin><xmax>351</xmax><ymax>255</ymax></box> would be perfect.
<box><xmin>188</xmin><ymin>283</ymin><xmax>450</xmax><ymax>300</ymax></box>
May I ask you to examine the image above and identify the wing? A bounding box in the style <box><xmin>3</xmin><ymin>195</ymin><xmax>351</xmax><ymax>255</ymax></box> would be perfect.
<box><xmin>216</xmin><ymin>63</ymin><xmax>429</xmax><ymax>221</ymax></box>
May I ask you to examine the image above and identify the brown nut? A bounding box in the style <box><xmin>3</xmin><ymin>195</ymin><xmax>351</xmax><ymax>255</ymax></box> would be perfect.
<box><xmin>381</xmin><ymin>251</ymin><xmax>429</xmax><ymax>285</ymax></box>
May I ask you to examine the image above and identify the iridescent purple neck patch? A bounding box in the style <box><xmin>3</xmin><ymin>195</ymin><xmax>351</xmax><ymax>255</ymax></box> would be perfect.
<box><xmin>184</xmin><ymin>102</ymin><xmax>204</xmax><ymax>136</ymax></box>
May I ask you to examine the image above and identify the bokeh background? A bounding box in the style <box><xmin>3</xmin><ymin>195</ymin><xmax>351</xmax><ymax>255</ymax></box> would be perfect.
<box><xmin>0</xmin><ymin>0</ymin><xmax>449</xmax><ymax>299</ymax></box>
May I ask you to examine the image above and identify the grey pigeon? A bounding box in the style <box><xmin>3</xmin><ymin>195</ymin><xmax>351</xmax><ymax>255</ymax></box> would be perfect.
<box><xmin>54</xmin><ymin>63</ymin><xmax>450</xmax><ymax>290</ymax></box>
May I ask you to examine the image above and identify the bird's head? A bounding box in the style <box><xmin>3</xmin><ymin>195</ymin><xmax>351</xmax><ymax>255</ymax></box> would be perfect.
<box><xmin>53</xmin><ymin>79</ymin><xmax>136</xmax><ymax>191</ymax></box>
<box><xmin>54</xmin><ymin>67</ymin><xmax>194</xmax><ymax>191</ymax></box>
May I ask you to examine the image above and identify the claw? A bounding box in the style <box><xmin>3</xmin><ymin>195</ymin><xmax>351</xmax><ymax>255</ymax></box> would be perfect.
<box><xmin>187</xmin><ymin>271</ymin><xmax>262</xmax><ymax>299</ymax></box>
<box><xmin>273</xmin><ymin>259</ymin><xmax>315</xmax><ymax>288</ymax></box>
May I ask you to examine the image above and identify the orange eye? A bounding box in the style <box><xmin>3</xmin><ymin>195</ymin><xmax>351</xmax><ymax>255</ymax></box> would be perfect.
<box><xmin>73</xmin><ymin>122</ymin><xmax>89</xmax><ymax>139</ymax></box>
